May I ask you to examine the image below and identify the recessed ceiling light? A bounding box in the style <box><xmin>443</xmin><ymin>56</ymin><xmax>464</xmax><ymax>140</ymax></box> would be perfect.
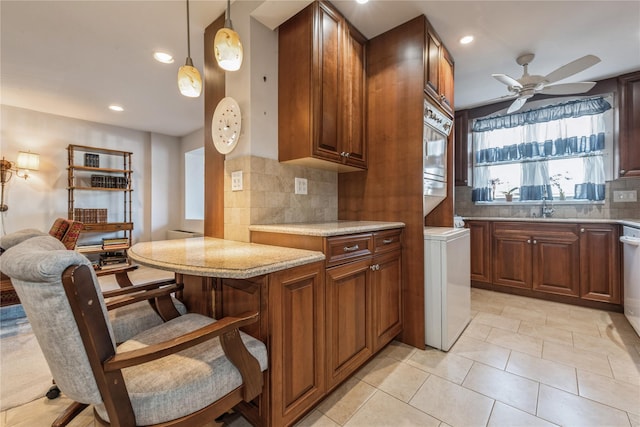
<box><xmin>460</xmin><ymin>35</ymin><xmax>474</xmax><ymax>45</ymax></box>
<box><xmin>153</xmin><ymin>51</ymin><xmax>174</xmax><ymax>64</ymax></box>
<box><xmin>109</xmin><ymin>105</ymin><xmax>124</xmax><ymax>112</ymax></box>
<box><xmin>356</xmin><ymin>0</ymin><xmax>369</xmax><ymax>4</ymax></box>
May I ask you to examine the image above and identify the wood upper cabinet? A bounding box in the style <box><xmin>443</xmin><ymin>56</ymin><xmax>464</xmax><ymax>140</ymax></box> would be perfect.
<box><xmin>424</xmin><ymin>21</ymin><xmax>454</xmax><ymax>116</ymax></box>
<box><xmin>278</xmin><ymin>0</ymin><xmax>367</xmax><ymax>171</ymax></box>
<box><xmin>467</xmin><ymin>220</ymin><xmax>491</xmax><ymax>283</ymax></box>
<box><xmin>579</xmin><ymin>224</ymin><xmax>620</xmax><ymax>303</ymax></box>
<box><xmin>492</xmin><ymin>222</ymin><xmax>580</xmax><ymax>297</ymax></box>
<box><xmin>618</xmin><ymin>71</ymin><xmax>640</xmax><ymax>177</ymax></box>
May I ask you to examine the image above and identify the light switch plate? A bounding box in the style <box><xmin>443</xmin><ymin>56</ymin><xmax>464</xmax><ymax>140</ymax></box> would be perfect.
<box><xmin>295</xmin><ymin>177</ymin><xmax>307</xmax><ymax>195</ymax></box>
<box><xmin>613</xmin><ymin>190</ymin><xmax>637</xmax><ymax>202</ymax></box>
<box><xmin>231</xmin><ymin>170</ymin><xmax>243</xmax><ymax>191</ymax></box>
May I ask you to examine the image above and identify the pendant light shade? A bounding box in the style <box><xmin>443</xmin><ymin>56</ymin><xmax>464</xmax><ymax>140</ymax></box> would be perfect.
<box><xmin>214</xmin><ymin>0</ymin><xmax>243</xmax><ymax>71</ymax></box>
<box><xmin>178</xmin><ymin>0</ymin><xmax>202</xmax><ymax>97</ymax></box>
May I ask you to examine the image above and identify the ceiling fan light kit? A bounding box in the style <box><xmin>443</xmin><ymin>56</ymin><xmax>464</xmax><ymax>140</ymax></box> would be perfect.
<box><xmin>492</xmin><ymin>53</ymin><xmax>600</xmax><ymax>113</ymax></box>
<box><xmin>177</xmin><ymin>0</ymin><xmax>203</xmax><ymax>97</ymax></box>
<box><xmin>214</xmin><ymin>0</ymin><xmax>243</xmax><ymax>71</ymax></box>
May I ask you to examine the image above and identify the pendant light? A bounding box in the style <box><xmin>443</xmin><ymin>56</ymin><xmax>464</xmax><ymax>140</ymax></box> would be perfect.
<box><xmin>177</xmin><ymin>0</ymin><xmax>202</xmax><ymax>97</ymax></box>
<box><xmin>214</xmin><ymin>0</ymin><xmax>243</xmax><ymax>71</ymax></box>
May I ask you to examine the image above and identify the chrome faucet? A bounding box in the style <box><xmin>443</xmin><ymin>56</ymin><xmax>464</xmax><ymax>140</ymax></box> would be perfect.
<box><xmin>541</xmin><ymin>196</ymin><xmax>554</xmax><ymax>218</ymax></box>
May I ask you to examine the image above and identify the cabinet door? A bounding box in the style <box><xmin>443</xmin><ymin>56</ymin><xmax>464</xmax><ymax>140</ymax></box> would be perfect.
<box><xmin>326</xmin><ymin>258</ymin><xmax>372</xmax><ymax>390</ymax></box>
<box><xmin>579</xmin><ymin>224</ymin><xmax>620</xmax><ymax>303</ymax></box>
<box><xmin>439</xmin><ymin>45</ymin><xmax>454</xmax><ymax>115</ymax></box>
<box><xmin>618</xmin><ymin>71</ymin><xmax>640</xmax><ymax>177</ymax></box>
<box><xmin>424</xmin><ymin>25</ymin><xmax>441</xmax><ymax>101</ymax></box>
<box><xmin>493</xmin><ymin>232</ymin><xmax>531</xmax><ymax>289</ymax></box>
<box><xmin>343</xmin><ymin>23</ymin><xmax>367</xmax><ymax>168</ymax></box>
<box><xmin>313</xmin><ymin>1</ymin><xmax>343</xmax><ymax>161</ymax></box>
<box><xmin>468</xmin><ymin>220</ymin><xmax>491</xmax><ymax>283</ymax></box>
<box><xmin>269</xmin><ymin>262</ymin><xmax>326</xmax><ymax>426</ymax></box>
<box><xmin>532</xmin><ymin>232</ymin><xmax>580</xmax><ymax>297</ymax></box>
<box><xmin>371</xmin><ymin>250</ymin><xmax>402</xmax><ymax>351</ymax></box>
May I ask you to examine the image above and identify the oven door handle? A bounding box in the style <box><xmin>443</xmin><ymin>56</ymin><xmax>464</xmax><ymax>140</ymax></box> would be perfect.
<box><xmin>620</xmin><ymin>236</ymin><xmax>640</xmax><ymax>246</ymax></box>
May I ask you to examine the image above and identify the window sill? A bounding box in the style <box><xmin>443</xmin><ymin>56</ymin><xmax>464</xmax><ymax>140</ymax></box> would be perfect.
<box><xmin>474</xmin><ymin>200</ymin><xmax>605</xmax><ymax>206</ymax></box>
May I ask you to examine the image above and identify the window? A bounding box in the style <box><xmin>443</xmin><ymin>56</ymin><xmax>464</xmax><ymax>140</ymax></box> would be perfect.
<box><xmin>471</xmin><ymin>96</ymin><xmax>613</xmax><ymax>203</ymax></box>
<box><xmin>184</xmin><ymin>147</ymin><xmax>204</xmax><ymax>220</ymax></box>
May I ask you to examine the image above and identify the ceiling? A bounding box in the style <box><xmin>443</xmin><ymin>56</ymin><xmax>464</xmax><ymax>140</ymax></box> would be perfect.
<box><xmin>1</xmin><ymin>1</ymin><xmax>639</xmax><ymax>138</ymax></box>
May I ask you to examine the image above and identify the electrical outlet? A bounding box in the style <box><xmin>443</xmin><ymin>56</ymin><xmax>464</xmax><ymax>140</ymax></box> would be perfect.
<box><xmin>231</xmin><ymin>170</ymin><xmax>243</xmax><ymax>191</ymax></box>
<box><xmin>295</xmin><ymin>177</ymin><xmax>307</xmax><ymax>195</ymax></box>
<box><xmin>613</xmin><ymin>190</ymin><xmax>637</xmax><ymax>202</ymax></box>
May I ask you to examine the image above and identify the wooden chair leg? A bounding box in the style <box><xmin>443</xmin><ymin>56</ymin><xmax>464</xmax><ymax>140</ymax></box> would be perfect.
<box><xmin>51</xmin><ymin>401</ymin><xmax>89</xmax><ymax>427</ymax></box>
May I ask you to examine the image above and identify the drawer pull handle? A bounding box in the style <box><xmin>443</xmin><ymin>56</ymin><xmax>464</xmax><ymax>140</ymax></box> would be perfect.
<box><xmin>383</xmin><ymin>238</ymin><xmax>394</xmax><ymax>244</ymax></box>
<box><xmin>343</xmin><ymin>244</ymin><xmax>360</xmax><ymax>252</ymax></box>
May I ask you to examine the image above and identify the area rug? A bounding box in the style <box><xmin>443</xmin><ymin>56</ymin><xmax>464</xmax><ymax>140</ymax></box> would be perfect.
<box><xmin>0</xmin><ymin>305</ymin><xmax>52</xmax><ymax>411</ymax></box>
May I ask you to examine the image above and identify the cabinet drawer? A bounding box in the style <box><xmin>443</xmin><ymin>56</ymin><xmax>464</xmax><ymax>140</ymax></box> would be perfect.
<box><xmin>373</xmin><ymin>229</ymin><xmax>402</xmax><ymax>254</ymax></box>
<box><xmin>325</xmin><ymin>234</ymin><xmax>372</xmax><ymax>267</ymax></box>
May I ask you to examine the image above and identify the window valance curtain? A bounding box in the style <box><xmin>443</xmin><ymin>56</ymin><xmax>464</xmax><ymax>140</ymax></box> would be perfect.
<box><xmin>471</xmin><ymin>97</ymin><xmax>610</xmax><ymax>202</ymax></box>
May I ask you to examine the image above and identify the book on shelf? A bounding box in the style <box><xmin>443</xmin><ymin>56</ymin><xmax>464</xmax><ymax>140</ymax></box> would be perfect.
<box><xmin>76</xmin><ymin>244</ymin><xmax>104</xmax><ymax>253</ymax></box>
<box><xmin>98</xmin><ymin>262</ymin><xmax>130</xmax><ymax>271</ymax></box>
<box><xmin>103</xmin><ymin>237</ymin><xmax>129</xmax><ymax>245</ymax></box>
<box><xmin>101</xmin><ymin>244</ymin><xmax>129</xmax><ymax>251</ymax></box>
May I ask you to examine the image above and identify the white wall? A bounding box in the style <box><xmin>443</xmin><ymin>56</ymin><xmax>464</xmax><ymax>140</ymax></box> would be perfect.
<box><xmin>180</xmin><ymin>127</ymin><xmax>205</xmax><ymax>234</ymax></box>
<box><xmin>0</xmin><ymin>105</ymin><xmax>180</xmax><ymax>243</ymax></box>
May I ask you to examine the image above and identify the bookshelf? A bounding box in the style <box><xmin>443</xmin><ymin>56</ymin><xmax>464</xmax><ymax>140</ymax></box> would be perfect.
<box><xmin>67</xmin><ymin>145</ymin><xmax>133</xmax><ymax>269</ymax></box>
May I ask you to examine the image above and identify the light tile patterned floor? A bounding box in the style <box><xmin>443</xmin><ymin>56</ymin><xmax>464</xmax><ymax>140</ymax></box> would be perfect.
<box><xmin>1</xmin><ymin>287</ymin><xmax>639</xmax><ymax>426</ymax></box>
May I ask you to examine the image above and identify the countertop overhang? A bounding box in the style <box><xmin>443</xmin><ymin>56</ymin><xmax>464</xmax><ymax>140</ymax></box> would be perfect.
<box><xmin>248</xmin><ymin>220</ymin><xmax>406</xmax><ymax>236</ymax></box>
<box><xmin>128</xmin><ymin>237</ymin><xmax>325</xmax><ymax>279</ymax></box>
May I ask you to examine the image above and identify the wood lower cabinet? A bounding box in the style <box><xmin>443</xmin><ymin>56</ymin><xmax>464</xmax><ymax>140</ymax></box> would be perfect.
<box><xmin>471</xmin><ymin>220</ymin><xmax>621</xmax><ymax>309</ymax></box>
<box><xmin>250</xmin><ymin>227</ymin><xmax>403</xmax><ymax>423</ymax></box>
<box><xmin>493</xmin><ymin>223</ymin><xmax>580</xmax><ymax>297</ymax></box>
<box><xmin>212</xmin><ymin>261</ymin><xmax>326</xmax><ymax>427</ymax></box>
<box><xmin>579</xmin><ymin>224</ymin><xmax>620</xmax><ymax>303</ymax></box>
<box><xmin>467</xmin><ymin>220</ymin><xmax>491</xmax><ymax>283</ymax></box>
<box><xmin>371</xmin><ymin>249</ymin><xmax>403</xmax><ymax>351</ymax></box>
<box><xmin>326</xmin><ymin>258</ymin><xmax>371</xmax><ymax>389</ymax></box>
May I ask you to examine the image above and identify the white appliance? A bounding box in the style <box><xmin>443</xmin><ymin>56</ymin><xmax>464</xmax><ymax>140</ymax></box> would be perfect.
<box><xmin>621</xmin><ymin>225</ymin><xmax>640</xmax><ymax>336</ymax></box>
<box><xmin>424</xmin><ymin>227</ymin><xmax>471</xmax><ymax>351</ymax></box>
<box><xmin>423</xmin><ymin>98</ymin><xmax>453</xmax><ymax>215</ymax></box>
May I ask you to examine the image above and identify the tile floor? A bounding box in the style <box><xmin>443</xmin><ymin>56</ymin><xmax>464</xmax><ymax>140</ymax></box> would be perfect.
<box><xmin>1</xmin><ymin>287</ymin><xmax>639</xmax><ymax>426</ymax></box>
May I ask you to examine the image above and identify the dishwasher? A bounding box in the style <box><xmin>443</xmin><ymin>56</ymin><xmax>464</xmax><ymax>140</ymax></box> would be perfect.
<box><xmin>621</xmin><ymin>226</ymin><xmax>640</xmax><ymax>336</ymax></box>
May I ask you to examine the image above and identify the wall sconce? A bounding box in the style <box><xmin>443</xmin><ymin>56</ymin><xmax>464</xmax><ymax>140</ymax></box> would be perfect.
<box><xmin>0</xmin><ymin>151</ymin><xmax>40</xmax><ymax>212</ymax></box>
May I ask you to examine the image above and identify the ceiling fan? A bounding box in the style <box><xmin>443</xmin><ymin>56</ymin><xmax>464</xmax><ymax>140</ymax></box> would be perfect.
<box><xmin>492</xmin><ymin>53</ymin><xmax>601</xmax><ymax>114</ymax></box>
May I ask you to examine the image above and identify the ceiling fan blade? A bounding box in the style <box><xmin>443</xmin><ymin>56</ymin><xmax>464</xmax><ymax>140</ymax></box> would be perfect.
<box><xmin>492</xmin><ymin>73</ymin><xmax>522</xmax><ymax>88</ymax></box>
<box><xmin>540</xmin><ymin>82</ymin><xmax>596</xmax><ymax>95</ymax></box>
<box><xmin>507</xmin><ymin>96</ymin><xmax>528</xmax><ymax>114</ymax></box>
<box><xmin>543</xmin><ymin>55</ymin><xmax>601</xmax><ymax>84</ymax></box>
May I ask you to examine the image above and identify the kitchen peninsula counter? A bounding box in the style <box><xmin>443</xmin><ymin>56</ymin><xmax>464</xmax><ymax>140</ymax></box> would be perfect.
<box><xmin>128</xmin><ymin>236</ymin><xmax>325</xmax><ymax>279</ymax></box>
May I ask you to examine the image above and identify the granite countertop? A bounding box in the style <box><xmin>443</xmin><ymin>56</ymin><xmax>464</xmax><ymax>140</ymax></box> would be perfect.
<box><xmin>463</xmin><ymin>217</ymin><xmax>640</xmax><ymax>228</ymax></box>
<box><xmin>128</xmin><ymin>237</ymin><xmax>325</xmax><ymax>279</ymax></box>
<box><xmin>248</xmin><ymin>220</ymin><xmax>406</xmax><ymax>237</ymax></box>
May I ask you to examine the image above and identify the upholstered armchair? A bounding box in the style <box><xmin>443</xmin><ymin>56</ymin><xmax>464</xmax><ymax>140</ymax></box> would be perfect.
<box><xmin>2</xmin><ymin>235</ymin><xmax>267</xmax><ymax>426</ymax></box>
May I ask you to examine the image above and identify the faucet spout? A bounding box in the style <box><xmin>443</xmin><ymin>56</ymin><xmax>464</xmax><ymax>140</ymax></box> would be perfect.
<box><xmin>541</xmin><ymin>196</ymin><xmax>554</xmax><ymax>218</ymax></box>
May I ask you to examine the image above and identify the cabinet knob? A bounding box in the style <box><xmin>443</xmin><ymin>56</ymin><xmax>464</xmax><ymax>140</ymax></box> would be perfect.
<box><xmin>581</xmin><ymin>228</ymin><xmax>585</xmax><ymax>233</ymax></box>
<box><xmin>343</xmin><ymin>244</ymin><xmax>360</xmax><ymax>252</ymax></box>
<box><xmin>533</xmin><ymin>240</ymin><xmax>537</xmax><ymax>244</ymax></box>
<box><xmin>344</xmin><ymin>152</ymin><xmax>351</xmax><ymax>158</ymax></box>
<box><xmin>527</xmin><ymin>239</ymin><xmax>531</xmax><ymax>244</ymax></box>
<box><xmin>620</xmin><ymin>169</ymin><xmax>626</xmax><ymax>175</ymax></box>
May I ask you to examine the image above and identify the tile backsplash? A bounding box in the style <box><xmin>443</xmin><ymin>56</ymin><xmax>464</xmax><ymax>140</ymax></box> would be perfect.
<box><xmin>224</xmin><ymin>156</ymin><xmax>338</xmax><ymax>242</ymax></box>
<box><xmin>455</xmin><ymin>177</ymin><xmax>640</xmax><ymax>220</ymax></box>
